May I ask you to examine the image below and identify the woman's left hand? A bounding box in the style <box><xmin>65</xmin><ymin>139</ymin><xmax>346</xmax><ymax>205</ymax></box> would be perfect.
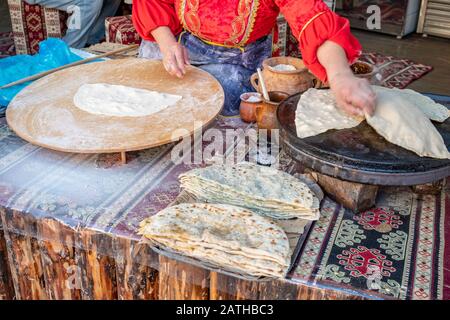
<box><xmin>328</xmin><ymin>70</ymin><xmax>376</xmax><ymax>117</ymax></box>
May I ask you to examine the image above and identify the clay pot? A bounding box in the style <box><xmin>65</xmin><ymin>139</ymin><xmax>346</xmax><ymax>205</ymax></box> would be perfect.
<box><xmin>251</xmin><ymin>57</ymin><xmax>320</xmax><ymax>95</ymax></box>
<box><xmin>255</xmin><ymin>91</ymin><xmax>290</xmax><ymax>134</ymax></box>
<box><xmin>239</xmin><ymin>92</ymin><xmax>262</xmax><ymax>123</ymax></box>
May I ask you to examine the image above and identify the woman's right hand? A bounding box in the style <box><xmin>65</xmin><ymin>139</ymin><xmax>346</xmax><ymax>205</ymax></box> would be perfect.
<box><xmin>151</xmin><ymin>27</ymin><xmax>190</xmax><ymax>78</ymax></box>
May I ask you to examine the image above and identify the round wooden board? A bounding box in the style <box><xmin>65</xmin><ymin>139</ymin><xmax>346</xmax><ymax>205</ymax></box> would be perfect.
<box><xmin>6</xmin><ymin>58</ymin><xmax>224</xmax><ymax>153</ymax></box>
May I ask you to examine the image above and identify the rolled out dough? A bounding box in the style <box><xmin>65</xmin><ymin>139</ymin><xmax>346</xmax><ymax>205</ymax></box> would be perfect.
<box><xmin>73</xmin><ymin>83</ymin><xmax>182</xmax><ymax>117</ymax></box>
<box><xmin>295</xmin><ymin>88</ymin><xmax>363</xmax><ymax>138</ymax></box>
<box><xmin>366</xmin><ymin>88</ymin><xmax>450</xmax><ymax>159</ymax></box>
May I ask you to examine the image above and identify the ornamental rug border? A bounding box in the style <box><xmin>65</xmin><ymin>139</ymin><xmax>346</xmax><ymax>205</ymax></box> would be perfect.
<box><xmin>290</xmin><ymin>185</ymin><xmax>450</xmax><ymax>300</ymax></box>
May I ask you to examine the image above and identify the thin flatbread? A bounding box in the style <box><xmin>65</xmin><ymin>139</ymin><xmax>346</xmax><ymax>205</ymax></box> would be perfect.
<box><xmin>366</xmin><ymin>88</ymin><xmax>450</xmax><ymax>159</ymax></box>
<box><xmin>295</xmin><ymin>88</ymin><xmax>363</xmax><ymax>138</ymax></box>
<box><xmin>179</xmin><ymin>162</ymin><xmax>320</xmax><ymax>220</ymax></box>
<box><xmin>138</xmin><ymin>203</ymin><xmax>291</xmax><ymax>278</ymax></box>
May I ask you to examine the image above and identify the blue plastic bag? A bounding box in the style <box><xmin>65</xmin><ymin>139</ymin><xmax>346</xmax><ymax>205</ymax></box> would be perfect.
<box><xmin>0</xmin><ymin>38</ymin><xmax>82</xmax><ymax>107</ymax></box>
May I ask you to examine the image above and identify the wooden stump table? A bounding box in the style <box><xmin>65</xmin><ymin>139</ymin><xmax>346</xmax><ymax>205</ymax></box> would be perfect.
<box><xmin>0</xmin><ymin>115</ymin><xmax>388</xmax><ymax>301</ymax></box>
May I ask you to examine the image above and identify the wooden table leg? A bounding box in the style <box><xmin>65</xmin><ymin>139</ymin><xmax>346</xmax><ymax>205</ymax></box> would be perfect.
<box><xmin>77</xmin><ymin>229</ymin><xmax>118</xmax><ymax>300</ymax></box>
<box><xmin>114</xmin><ymin>237</ymin><xmax>159</xmax><ymax>300</ymax></box>
<box><xmin>37</xmin><ymin>218</ymin><xmax>81</xmax><ymax>300</ymax></box>
<box><xmin>209</xmin><ymin>272</ymin><xmax>240</xmax><ymax>300</ymax></box>
<box><xmin>0</xmin><ymin>208</ymin><xmax>48</xmax><ymax>299</ymax></box>
<box><xmin>158</xmin><ymin>255</ymin><xmax>209</xmax><ymax>300</ymax></box>
<box><xmin>120</xmin><ymin>152</ymin><xmax>127</xmax><ymax>165</ymax></box>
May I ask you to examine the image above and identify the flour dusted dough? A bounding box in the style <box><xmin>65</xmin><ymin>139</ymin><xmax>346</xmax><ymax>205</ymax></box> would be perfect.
<box><xmin>373</xmin><ymin>86</ymin><xmax>449</xmax><ymax>122</ymax></box>
<box><xmin>73</xmin><ymin>83</ymin><xmax>182</xmax><ymax>117</ymax></box>
<box><xmin>295</xmin><ymin>88</ymin><xmax>363</xmax><ymax>138</ymax></box>
<box><xmin>366</xmin><ymin>88</ymin><xmax>450</xmax><ymax>159</ymax></box>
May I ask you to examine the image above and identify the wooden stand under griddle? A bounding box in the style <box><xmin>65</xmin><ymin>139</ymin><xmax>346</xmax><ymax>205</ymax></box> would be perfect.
<box><xmin>305</xmin><ymin>170</ymin><xmax>379</xmax><ymax>212</ymax></box>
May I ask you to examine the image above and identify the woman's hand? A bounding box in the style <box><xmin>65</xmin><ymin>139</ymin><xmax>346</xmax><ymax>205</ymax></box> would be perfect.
<box><xmin>328</xmin><ymin>70</ymin><xmax>376</xmax><ymax>116</ymax></box>
<box><xmin>151</xmin><ymin>26</ymin><xmax>190</xmax><ymax>78</ymax></box>
<box><xmin>317</xmin><ymin>40</ymin><xmax>376</xmax><ymax>117</ymax></box>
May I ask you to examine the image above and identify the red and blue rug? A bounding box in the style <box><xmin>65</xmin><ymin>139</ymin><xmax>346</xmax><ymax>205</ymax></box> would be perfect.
<box><xmin>359</xmin><ymin>52</ymin><xmax>433</xmax><ymax>89</ymax></box>
<box><xmin>290</xmin><ymin>186</ymin><xmax>450</xmax><ymax>300</ymax></box>
<box><xmin>290</xmin><ymin>94</ymin><xmax>450</xmax><ymax>300</ymax></box>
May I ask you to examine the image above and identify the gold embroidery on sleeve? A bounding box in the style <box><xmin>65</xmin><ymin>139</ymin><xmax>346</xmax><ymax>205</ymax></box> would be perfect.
<box><xmin>299</xmin><ymin>11</ymin><xmax>327</xmax><ymax>38</ymax></box>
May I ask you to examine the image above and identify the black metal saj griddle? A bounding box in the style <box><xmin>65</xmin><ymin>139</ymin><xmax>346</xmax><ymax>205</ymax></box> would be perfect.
<box><xmin>277</xmin><ymin>93</ymin><xmax>450</xmax><ymax>186</ymax></box>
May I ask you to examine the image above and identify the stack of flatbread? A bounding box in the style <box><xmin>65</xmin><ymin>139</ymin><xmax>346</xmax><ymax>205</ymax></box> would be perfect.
<box><xmin>295</xmin><ymin>86</ymin><xmax>450</xmax><ymax>159</ymax></box>
<box><xmin>138</xmin><ymin>203</ymin><xmax>291</xmax><ymax>278</ymax></box>
<box><xmin>179</xmin><ymin>162</ymin><xmax>320</xmax><ymax>220</ymax></box>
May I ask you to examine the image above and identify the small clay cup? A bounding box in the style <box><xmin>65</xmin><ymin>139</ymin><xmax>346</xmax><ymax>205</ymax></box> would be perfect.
<box><xmin>240</xmin><ymin>92</ymin><xmax>262</xmax><ymax>123</ymax></box>
<box><xmin>256</xmin><ymin>91</ymin><xmax>290</xmax><ymax>134</ymax></box>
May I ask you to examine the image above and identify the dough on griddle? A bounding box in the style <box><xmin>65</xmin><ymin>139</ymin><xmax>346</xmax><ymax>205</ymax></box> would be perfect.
<box><xmin>366</xmin><ymin>88</ymin><xmax>450</xmax><ymax>159</ymax></box>
<box><xmin>373</xmin><ymin>86</ymin><xmax>449</xmax><ymax>123</ymax></box>
<box><xmin>73</xmin><ymin>83</ymin><xmax>181</xmax><ymax>117</ymax></box>
<box><xmin>295</xmin><ymin>88</ymin><xmax>363</xmax><ymax>138</ymax></box>
<box><xmin>295</xmin><ymin>87</ymin><xmax>449</xmax><ymax>159</ymax></box>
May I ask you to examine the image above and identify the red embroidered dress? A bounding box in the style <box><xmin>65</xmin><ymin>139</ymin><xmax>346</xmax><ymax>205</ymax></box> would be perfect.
<box><xmin>132</xmin><ymin>0</ymin><xmax>362</xmax><ymax>82</ymax></box>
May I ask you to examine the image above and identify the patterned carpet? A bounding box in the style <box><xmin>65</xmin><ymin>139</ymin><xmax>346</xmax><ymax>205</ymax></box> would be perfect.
<box><xmin>0</xmin><ymin>32</ymin><xmax>15</xmax><ymax>58</ymax></box>
<box><xmin>359</xmin><ymin>52</ymin><xmax>433</xmax><ymax>89</ymax></box>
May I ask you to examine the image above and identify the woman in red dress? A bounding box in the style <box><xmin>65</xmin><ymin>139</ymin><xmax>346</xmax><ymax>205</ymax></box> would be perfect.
<box><xmin>133</xmin><ymin>0</ymin><xmax>375</xmax><ymax>116</ymax></box>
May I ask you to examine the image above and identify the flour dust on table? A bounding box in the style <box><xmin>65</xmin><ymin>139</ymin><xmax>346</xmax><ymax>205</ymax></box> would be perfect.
<box><xmin>73</xmin><ymin>83</ymin><xmax>182</xmax><ymax>117</ymax></box>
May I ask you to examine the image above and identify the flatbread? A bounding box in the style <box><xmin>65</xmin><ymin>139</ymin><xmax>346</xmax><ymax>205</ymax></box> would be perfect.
<box><xmin>73</xmin><ymin>83</ymin><xmax>181</xmax><ymax>117</ymax></box>
<box><xmin>295</xmin><ymin>88</ymin><xmax>363</xmax><ymax>138</ymax></box>
<box><xmin>295</xmin><ymin>87</ymin><xmax>449</xmax><ymax>159</ymax></box>
<box><xmin>179</xmin><ymin>162</ymin><xmax>321</xmax><ymax>220</ymax></box>
<box><xmin>138</xmin><ymin>203</ymin><xmax>291</xmax><ymax>278</ymax></box>
<box><xmin>373</xmin><ymin>86</ymin><xmax>449</xmax><ymax>123</ymax></box>
<box><xmin>366</xmin><ymin>88</ymin><xmax>450</xmax><ymax>159</ymax></box>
